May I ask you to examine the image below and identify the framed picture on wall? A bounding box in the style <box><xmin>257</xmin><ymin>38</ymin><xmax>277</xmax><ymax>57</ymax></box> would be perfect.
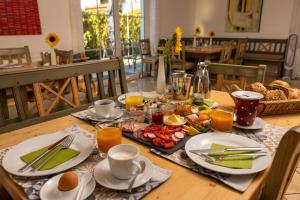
<box><xmin>225</xmin><ymin>0</ymin><xmax>263</xmax><ymax>32</ymax></box>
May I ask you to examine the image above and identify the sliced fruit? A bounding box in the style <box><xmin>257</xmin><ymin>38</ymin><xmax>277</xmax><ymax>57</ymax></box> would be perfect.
<box><xmin>198</xmin><ymin>114</ymin><xmax>210</xmax><ymax>121</ymax></box>
<box><xmin>198</xmin><ymin>105</ymin><xmax>209</xmax><ymax>110</ymax></box>
<box><xmin>183</xmin><ymin>125</ymin><xmax>200</xmax><ymax>135</ymax></box>
<box><xmin>199</xmin><ymin>109</ymin><xmax>212</xmax><ymax>116</ymax></box>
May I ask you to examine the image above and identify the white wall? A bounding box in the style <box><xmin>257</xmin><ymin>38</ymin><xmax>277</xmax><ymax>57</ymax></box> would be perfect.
<box><xmin>0</xmin><ymin>0</ymin><xmax>74</xmax><ymax>61</ymax></box>
<box><xmin>158</xmin><ymin>0</ymin><xmax>295</xmax><ymax>39</ymax></box>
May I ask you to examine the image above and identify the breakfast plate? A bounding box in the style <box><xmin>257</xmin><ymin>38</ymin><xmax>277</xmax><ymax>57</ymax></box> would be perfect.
<box><xmin>93</xmin><ymin>155</ymin><xmax>153</xmax><ymax>190</ymax></box>
<box><xmin>185</xmin><ymin>132</ymin><xmax>272</xmax><ymax>175</ymax></box>
<box><xmin>2</xmin><ymin>129</ymin><xmax>94</xmax><ymax>177</ymax></box>
<box><xmin>233</xmin><ymin>117</ymin><xmax>266</xmax><ymax>130</ymax></box>
<box><xmin>40</xmin><ymin>172</ymin><xmax>96</xmax><ymax>200</ymax></box>
<box><xmin>87</xmin><ymin>106</ymin><xmax>124</xmax><ymax>121</ymax></box>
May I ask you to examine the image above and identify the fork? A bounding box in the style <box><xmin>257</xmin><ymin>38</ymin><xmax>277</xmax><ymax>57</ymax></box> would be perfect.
<box><xmin>197</xmin><ymin>152</ymin><xmax>268</xmax><ymax>162</ymax></box>
<box><xmin>30</xmin><ymin>135</ymin><xmax>76</xmax><ymax>172</ymax></box>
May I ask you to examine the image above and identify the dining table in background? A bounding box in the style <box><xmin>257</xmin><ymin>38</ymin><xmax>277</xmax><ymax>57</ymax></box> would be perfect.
<box><xmin>0</xmin><ymin>90</ymin><xmax>299</xmax><ymax>200</ymax></box>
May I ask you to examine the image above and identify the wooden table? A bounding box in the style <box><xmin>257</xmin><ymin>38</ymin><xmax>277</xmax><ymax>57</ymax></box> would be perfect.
<box><xmin>0</xmin><ymin>91</ymin><xmax>299</xmax><ymax>200</ymax></box>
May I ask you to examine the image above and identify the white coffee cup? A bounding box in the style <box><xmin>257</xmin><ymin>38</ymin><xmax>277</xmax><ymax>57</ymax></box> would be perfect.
<box><xmin>89</xmin><ymin>99</ymin><xmax>115</xmax><ymax>118</ymax></box>
<box><xmin>107</xmin><ymin>144</ymin><xmax>141</xmax><ymax>180</ymax></box>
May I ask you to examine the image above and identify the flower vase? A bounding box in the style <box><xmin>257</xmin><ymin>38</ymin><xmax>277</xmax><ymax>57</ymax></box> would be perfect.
<box><xmin>193</xmin><ymin>35</ymin><xmax>197</xmax><ymax>47</ymax></box>
<box><xmin>209</xmin><ymin>37</ymin><xmax>213</xmax><ymax>46</ymax></box>
<box><xmin>156</xmin><ymin>55</ymin><xmax>166</xmax><ymax>94</ymax></box>
<box><xmin>50</xmin><ymin>47</ymin><xmax>56</xmax><ymax>65</ymax></box>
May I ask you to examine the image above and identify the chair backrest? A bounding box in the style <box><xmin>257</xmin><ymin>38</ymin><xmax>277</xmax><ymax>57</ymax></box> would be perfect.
<box><xmin>208</xmin><ymin>63</ymin><xmax>266</xmax><ymax>91</ymax></box>
<box><xmin>0</xmin><ymin>46</ymin><xmax>32</xmax><ymax>64</ymax></box>
<box><xmin>139</xmin><ymin>38</ymin><xmax>151</xmax><ymax>56</ymax></box>
<box><xmin>54</xmin><ymin>48</ymin><xmax>73</xmax><ymax>64</ymax></box>
<box><xmin>260</xmin><ymin>126</ymin><xmax>300</xmax><ymax>200</ymax></box>
<box><xmin>219</xmin><ymin>41</ymin><xmax>234</xmax><ymax>64</ymax></box>
<box><xmin>234</xmin><ymin>39</ymin><xmax>248</xmax><ymax>65</ymax></box>
<box><xmin>0</xmin><ymin>57</ymin><xmax>128</xmax><ymax>133</ymax></box>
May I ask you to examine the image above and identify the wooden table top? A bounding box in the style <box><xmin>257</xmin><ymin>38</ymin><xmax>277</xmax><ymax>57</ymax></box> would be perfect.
<box><xmin>157</xmin><ymin>45</ymin><xmax>223</xmax><ymax>55</ymax></box>
<box><xmin>0</xmin><ymin>91</ymin><xmax>299</xmax><ymax>200</ymax></box>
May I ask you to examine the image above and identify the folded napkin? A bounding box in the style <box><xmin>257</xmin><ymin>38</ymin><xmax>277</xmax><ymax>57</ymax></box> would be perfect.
<box><xmin>20</xmin><ymin>145</ymin><xmax>80</xmax><ymax>171</ymax></box>
<box><xmin>207</xmin><ymin>143</ymin><xmax>253</xmax><ymax>169</ymax></box>
<box><xmin>204</xmin><ymin>99</ymin><xmax>215</xmax><ymax>107</ymax></box>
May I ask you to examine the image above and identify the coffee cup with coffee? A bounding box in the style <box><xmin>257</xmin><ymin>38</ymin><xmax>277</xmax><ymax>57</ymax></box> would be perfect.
<box><xmin>232</xmin><ymin>91</ymin><xmax>266</xmax><ymax>126</ymax></box>
<box><xmin>107</xmin><ymin>144</ymin><xmax>141</xmax><ymax>180</ymax></box>
<box><xmin>89</xmin><ymin>99</ymin><xmax>115</xmax><ymax>118</ymax></box>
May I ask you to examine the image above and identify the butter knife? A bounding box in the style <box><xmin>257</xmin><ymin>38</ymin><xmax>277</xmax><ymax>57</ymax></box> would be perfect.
<box><xmin>18</xmin><ymin>135</ymin><xmax>69</xmax><ymax>172</ymax></box>
<box><xmin>189</xmin><ymin>147</ymin><xmax>264</xmax><ymax>154</ymax></box>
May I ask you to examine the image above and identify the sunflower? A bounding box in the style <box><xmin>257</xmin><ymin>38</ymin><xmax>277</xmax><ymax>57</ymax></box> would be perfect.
<box><xmin>45</xmin><ymin>33</ymin><xmax>60</xmax><ymax>47</ymax></box>
<box><xmin>209</xmin><ymin>31</ymin><xmax>215</xmax><ymax>38</ymax></box>
<box><xmin>174</xmin><ymin>26</ymin><xmax>183</xmax><ymax>53</ymax></box>
<box><xmin>195</xmin><ymin>26</ymin><xmax>201</xmax><ymax>35</ymax></box>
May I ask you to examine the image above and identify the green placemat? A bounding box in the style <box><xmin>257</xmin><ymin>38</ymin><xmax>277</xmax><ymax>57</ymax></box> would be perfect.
<box><xmin>20</xmin><ymin>145</ymin><xmax>80</xmax><ymax>171</ymax></box>
<box><xmin>208</xmin><ymin>143</ymin><xmax>253</xmax><ymax>169</ymax></box>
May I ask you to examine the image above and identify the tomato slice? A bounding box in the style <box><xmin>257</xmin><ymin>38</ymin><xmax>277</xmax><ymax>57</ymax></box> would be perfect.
<box><xmin>153</xmin><ymin>138</ymin><xmax>163</xmax><ymax>147</ymax></box>
<box><xmin>162</xmin><ymin>141</ymin><xmax>175</xmax><ymax>149</ymax></box>
<box><xmin>144</xmin><ymin>124</ymin><xmax>162</xmax><ymax>132</ymax></box>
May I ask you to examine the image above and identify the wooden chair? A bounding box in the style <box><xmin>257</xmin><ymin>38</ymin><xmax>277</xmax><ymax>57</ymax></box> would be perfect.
<box><xmin>139</xmin><ymin>38</ymin><xmax>158</xmax><ymax>77</ymax></box>
<box><xmin>32</xmin><ymin>49</ymin><xmax>79</xmax><ymax>116</ymax></box>
<box><xmin>0</xmin><ymin>58</ymin><xmax>127</xmax><ymax>133</ymax></box>
<box><xmin>168</xmin><ymin>41</ymin><xmax>196</xmax><ymax>73</ymax></box>
<box><xmin>259</xmin><ymin>126</ymin><xmax>300</xmax><ymax>200</ymax></box>
<box><xmin>0</xmin><ymin>46</ymin><xmax>32</xmax><ymax>121</ymax></box>
<box><xmin>208</xmin><ymin>63</ymin><xmax>266</xmax><ymax>91</ymax></box>
<box><xmin>234</xmin><ymin>39</ymin><xmax>248</xmax><ymax>65</ymax></box>
<box><xmin>0</xmin><ymin>46</ymin><xmax>31</xmax><ymax>64</ymax></box>
<box><xmin>219</xmin><ymin>41</ymin><xmax>234</xmax><ymax>64</ymax></box>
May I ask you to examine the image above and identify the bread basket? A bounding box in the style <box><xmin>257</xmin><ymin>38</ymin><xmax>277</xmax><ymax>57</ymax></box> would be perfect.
<box><xmin>230</xmin><ymin>85</ymin><xmax>300</xmax><ymax>116</ymax></box>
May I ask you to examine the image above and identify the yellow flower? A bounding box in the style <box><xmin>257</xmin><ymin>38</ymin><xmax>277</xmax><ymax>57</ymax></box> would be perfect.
<box><xmin>209</xmin><ymin>31</ymin><xmax>215</xmax><ymax>38</ymax></box>
<box><xmin>195</xmin><ymin>26</ymin><xmax>201</xmax><ymax>35</ymax></box>
<box><xmin>45</xmin><ymin>33</ymin><xmax>60</xmax><ymax>47</ymax></box>
<box><xmin>174</xmin><ymin>27</ymin><xmax>183</xmax><ymax>53</ymax></box>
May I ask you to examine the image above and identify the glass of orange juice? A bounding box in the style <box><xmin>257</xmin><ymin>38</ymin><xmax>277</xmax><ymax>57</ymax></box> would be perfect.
<box><xmin>210</xmin><ymin>110</ymin><xmax>233</xmax><ymax>132</ymax></box>
<box><xmin>125</xmin><ymin>92</ymin><xmax>143</xmax><ymax>111</ymax></box>
<box><xmin>97</xmin><ymin>127</ymin><xmax>122</xmax><ymax>158</ymax></box>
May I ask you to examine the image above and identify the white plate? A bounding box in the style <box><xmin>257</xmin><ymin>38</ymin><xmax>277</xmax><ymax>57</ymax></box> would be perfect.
<box><xmin>93</xmin><ymin>156</ymin><xmax>153</xmax><ymax>190</ymax></box>
<box><xmin>185</xmin><ymin>132</ymin><xmax>272</xmax><ymax>175</ymax></box>
<box><xmin>233</xmin><ymin>117</ymin><xmax>266</xmax><ymax>130</ymax></box>
<box><xmin>88</xmin><ymin>107</ymin><xmax>124</xmax><ymax>121</ymax></box>
<box><xmin>40</xmin><ymin>172</ymin><xmax>96</xmax><ymax>200</ymax></box>
<box><xmin>2</xmin><ymin>131</ymin><xmax>94</xmax><ymax>177</ymax></box>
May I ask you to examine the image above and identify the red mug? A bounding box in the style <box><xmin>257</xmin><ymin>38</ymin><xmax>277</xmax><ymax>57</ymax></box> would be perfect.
<box><xmin>232</xmin><ymin>91</ymin><xmax>266</xmax><ymax>126</ymax></box>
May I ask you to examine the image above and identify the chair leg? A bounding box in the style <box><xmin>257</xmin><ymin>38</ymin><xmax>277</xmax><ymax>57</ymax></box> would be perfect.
<box><xmin>141</xmin><ymin>62</ymin><xmax>144</xmax><ymax>78</ymax></box>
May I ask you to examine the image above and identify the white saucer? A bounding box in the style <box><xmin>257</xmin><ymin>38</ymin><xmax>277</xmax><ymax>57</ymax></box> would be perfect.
<box><xmin>40</xmin><ymin>172</ymin><xmax>96</xmax><ymax>200</ymax></box>
<box><xmin>93</xmin><ymin>156</ymin><xmax>153</xmax><ymax>190</ymax></box>
<box><xmin>234</xmin><ymin>117</ymin><xmax>266</xmax><ymax>130</ymax></box>
<box><xmin>88</xmin><ymin>107</ymin><xmax>124</xmax><ymax>120</ymax></box>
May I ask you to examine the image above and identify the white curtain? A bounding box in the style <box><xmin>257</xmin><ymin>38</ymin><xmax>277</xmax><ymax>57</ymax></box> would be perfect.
<box><xmin>289</xmin><ymin>0</ymin><xmax>300</xmax><ymax>79</ymax></box>
<box><xmin>149</xmin><ymin>0</ymin><xmax>160</xmax><ymax>56</ymax></box>
<box><xmin>69</xmin><ymin>0</ymin><xmax>85</xmax><ymax>53</ymax></box>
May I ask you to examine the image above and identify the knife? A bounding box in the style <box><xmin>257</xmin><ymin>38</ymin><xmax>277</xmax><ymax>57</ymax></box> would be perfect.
<box><xmin>18</xmin><ymin>135</ymin><xmax>70</xmax><ymax>172</ymax></box>
<box><xmin>189</xmin><ymin>147</ymin><xmax>264</xmax><ymax>154</ymax></box>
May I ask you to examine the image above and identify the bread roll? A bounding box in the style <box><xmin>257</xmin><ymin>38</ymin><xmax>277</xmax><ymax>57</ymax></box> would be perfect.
<box><xmin>269</xmin><ymin>80</ymin><xmax>290</xmax><ymax>88</ymax></box>
<box><xmin>288</xmin><ymin>88</ymin><xmax>300</xmax><ymax>99</ymax></box>
<box><xmin>265</xmin><ymin>90</ymin><xmax>287</xmax><ymax>101</ymax></box>
<box><xmin>247</xmin><ymin>82</ymin><xmax>267</xmax><ymax>96</ymax></box>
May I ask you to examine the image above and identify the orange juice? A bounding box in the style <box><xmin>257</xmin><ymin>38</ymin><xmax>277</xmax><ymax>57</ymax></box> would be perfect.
<box><xmin>97</xmin><ymin>127</ymin><xmax>122</xmax><ymax>153</ymax></box>
<box><xmin>125</xmin><ymin>95</ymin><xmax>143</xmax><ymax>111</ymax></box>
<box><xmin>210</xmin><ymin>110</ymin><xmax>233</xmax><ymax>132</ymax></box>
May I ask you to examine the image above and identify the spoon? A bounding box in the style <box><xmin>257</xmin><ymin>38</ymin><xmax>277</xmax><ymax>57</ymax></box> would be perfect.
<box><xmin>75</xmin><ymin>173</ymin><xmax>93</xmax><ymax>200</ymax></box>
<box><xmin>127</xmin><ymin>161</ymin><xmax>146</xmax><ymax>193</ymax></box>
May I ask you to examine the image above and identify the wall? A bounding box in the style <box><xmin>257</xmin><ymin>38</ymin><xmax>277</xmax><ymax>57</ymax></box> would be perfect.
<box><xmin>0</xmin><ymin>0</ymin><xmax>74</xmax><ymax>61</ymax></box>
<box><xmin>158</xmin><ymin>0</ymin><xmax>295</xmax><ymax>39</ymax></box>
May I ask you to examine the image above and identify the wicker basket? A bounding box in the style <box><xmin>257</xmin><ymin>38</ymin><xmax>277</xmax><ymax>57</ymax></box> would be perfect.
<box><xmin>230</xmin><ymin>85</ymin><xmax>300</xmax><ymax>116</ymax></box>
